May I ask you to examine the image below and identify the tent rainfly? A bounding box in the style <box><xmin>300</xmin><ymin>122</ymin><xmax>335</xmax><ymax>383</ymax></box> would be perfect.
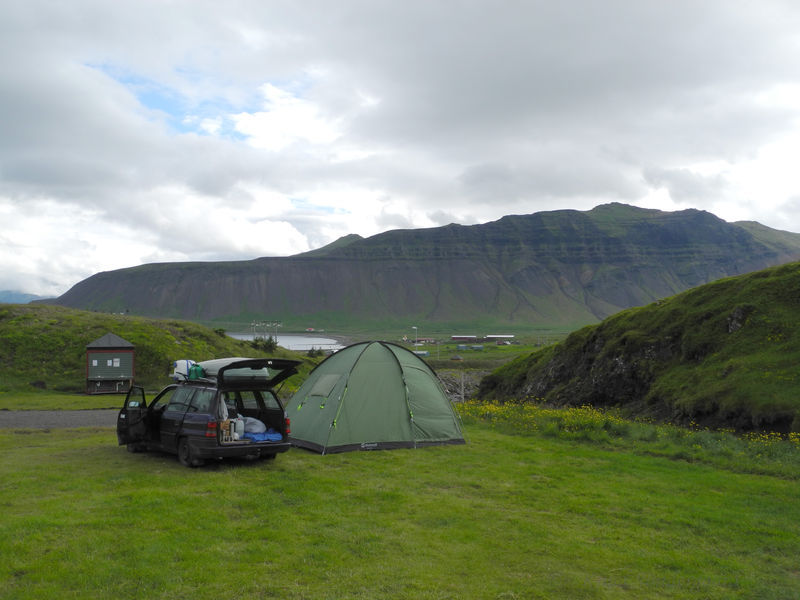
<box><xmin>285</xmin><ymin>341</ymin><xmax>465</xmax><ymax>454</ymax></box>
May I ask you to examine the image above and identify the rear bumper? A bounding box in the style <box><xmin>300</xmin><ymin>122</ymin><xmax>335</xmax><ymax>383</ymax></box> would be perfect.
<box><xmin>191</xmin><ymin>439</ymin><xmax>291</xmax><ymax>459</ymax></box>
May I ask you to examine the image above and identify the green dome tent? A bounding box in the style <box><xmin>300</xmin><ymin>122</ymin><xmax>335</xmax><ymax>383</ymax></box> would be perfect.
<box><xmin>285</xmin><ymin>341</ymin><xmax>465</xmax><ymax>454</ymax></box>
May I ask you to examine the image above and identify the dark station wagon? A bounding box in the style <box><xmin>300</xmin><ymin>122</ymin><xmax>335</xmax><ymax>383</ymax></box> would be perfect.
<box><xmin>117</xmin><ymin>357</ymin><xmax>300</xmax><ymax>467</ymax></box>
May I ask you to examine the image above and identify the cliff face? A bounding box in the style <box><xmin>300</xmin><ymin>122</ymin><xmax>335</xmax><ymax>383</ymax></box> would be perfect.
<box><xmin>49</xmin><ymin>203</ymin><xmax>800</xmax><ymax>327</ymax></box>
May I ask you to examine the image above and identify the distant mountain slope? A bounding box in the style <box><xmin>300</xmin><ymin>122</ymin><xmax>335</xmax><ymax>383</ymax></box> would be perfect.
<box><xmin>478</xmin><ymin>261</ymin><xmax>800</xmax><ymax>432</ymax></box>
<box><xmin>48</xmin><ymin>203</ymin><xmax>800</xmax><ymax>329</ymax></box>
<box><xmin>0</xmin><ymin>290</ymin><xmax>44</xmax><ymax>304</ymax></box>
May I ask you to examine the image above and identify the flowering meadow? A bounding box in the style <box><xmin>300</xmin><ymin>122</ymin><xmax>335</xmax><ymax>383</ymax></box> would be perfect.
<box><xmin>457</xmin><ymin>400</ymin><xmax>800</xmax><ymax>479</ymax></box>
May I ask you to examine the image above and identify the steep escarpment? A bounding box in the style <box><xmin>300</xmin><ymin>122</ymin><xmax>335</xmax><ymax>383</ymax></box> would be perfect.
<box><xmin>478</xmin><ymin>261</ymin><xmax>800</xmax><ymax>432</ymax></box>
<box><xmin>48</xmin><ymin>203</ymin><xmax>800</xmax><ymax>328</ymax></box>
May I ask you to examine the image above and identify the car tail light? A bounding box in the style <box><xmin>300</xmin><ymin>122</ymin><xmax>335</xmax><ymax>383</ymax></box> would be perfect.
<box><xmin>285</xmin><ymin>417</ymin><xmax>291</xmax><ymax>435</ymax></box>
<box><xmin>205</xmin><ymin>420</ymin><xmax>218</xmax><ymax>438</ymax></box>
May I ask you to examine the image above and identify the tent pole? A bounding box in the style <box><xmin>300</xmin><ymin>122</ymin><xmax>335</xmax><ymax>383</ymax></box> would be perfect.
<box><xmin>388</xmin><ymin>341</ymin><xmax>417</xmax><ymax>449</ymax></box>
<box><xmin>322</xmin><ymin>386</ymin><xmax>348</xmax><ymax>454</ymax></box>
<box><xmin>403</xmin><ymin>379</ymin><xmax>416</xmax><ymax>449</ymax></box>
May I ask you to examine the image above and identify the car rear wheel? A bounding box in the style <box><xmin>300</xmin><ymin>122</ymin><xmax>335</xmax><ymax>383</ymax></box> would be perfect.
<box><xmin>178</xmin><ymin>438</ymin><xmax>203</xmax><ymax>468</ymax></box>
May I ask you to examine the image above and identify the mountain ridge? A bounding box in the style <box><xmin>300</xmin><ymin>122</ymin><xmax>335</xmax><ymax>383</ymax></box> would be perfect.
<box><xmin>0</xmin><ymin>290</ymin><xmax>45</xmax><ymax>304</ymax></box>
<box><xmin>46</xmin><ymin>203</ymin><xmax>800</xmax><ymax>329</ymax></box>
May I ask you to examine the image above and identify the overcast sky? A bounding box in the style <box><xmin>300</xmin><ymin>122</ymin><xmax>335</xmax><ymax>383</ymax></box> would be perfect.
<box><xmin>3</xmin><ymin>0</ymin><xmax>800</xmax><ymax>296</ymax></box>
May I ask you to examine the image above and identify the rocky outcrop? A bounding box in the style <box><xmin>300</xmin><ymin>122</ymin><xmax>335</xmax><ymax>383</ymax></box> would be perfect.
<box><xmin>478</xmin><ymin>263</ymin><xmax>800</xmax><ymax>432</ymax></box>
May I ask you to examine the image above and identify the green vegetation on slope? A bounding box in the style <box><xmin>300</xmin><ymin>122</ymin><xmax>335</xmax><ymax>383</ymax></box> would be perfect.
<box><xmin>0</xmin><ymin>304</ymin><xmax>315</xmax><ymax>393</ymax></box>
<box><xmin>0</xmin><ymin>413</ymin><xmax>798</xmax><ymax>599</ymax></box>
<box><xmin>479</xmin><ymin>261</ymin><xmax>800</xmax><ymax>432</ymax></box>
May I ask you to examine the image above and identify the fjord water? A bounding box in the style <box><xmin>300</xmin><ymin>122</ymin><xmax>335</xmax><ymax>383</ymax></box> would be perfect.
<box><xmin>228</xmin><ymin>332</ymin><xmax>343</xmax><ymax>352</ymax></box>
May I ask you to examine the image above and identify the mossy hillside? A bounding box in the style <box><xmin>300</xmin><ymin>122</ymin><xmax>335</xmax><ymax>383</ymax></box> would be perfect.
<box><xmin>479</xmin><ymin>261</ymin><xmax>800</xmax><ymax>432</ymax></box>
<box><xmin>0</xmin><ymin>304</ymin><xmax>315</xmax><ymax>392</ymax></box>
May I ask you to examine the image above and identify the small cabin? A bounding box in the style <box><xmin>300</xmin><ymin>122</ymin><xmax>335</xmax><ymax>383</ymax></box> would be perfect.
<box><xmin>86</xmin><ymin>332</ymin><xmax>135</xmax><ymax>394</ymax></box>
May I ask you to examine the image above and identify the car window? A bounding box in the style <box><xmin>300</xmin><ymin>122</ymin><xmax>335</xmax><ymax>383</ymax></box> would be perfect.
<box><xmin>236</xmin><ymin>390</ymin><xmax>280</xmax><ymax>410</ymax></box>
<box><xmin>151</xmin><ymin>388</ymin><xmax>176</xmax><ymax>411</ymax></box>
<box><xmin>262</xmin><ymin>392</ymin><xmax>281</xmax><ymax>410</ymax></box>
<box><xmin>189</xmin><ymin>388</ymin><xmax>215</xmax><ymax>413</ymax></box>
<box><xmin>222</xmin><ymin>391</ymin><xmax>239</xmax><ymax>414</ymax></box>
<box><xmin>166</xmin><ymin>386</ymin><xmax>194</xmax><ymax>413</ymax></box>
<box><xmin>239</xmin><ymin>391</ymin><xmax>261</xmax><ymax>411</ymax></box>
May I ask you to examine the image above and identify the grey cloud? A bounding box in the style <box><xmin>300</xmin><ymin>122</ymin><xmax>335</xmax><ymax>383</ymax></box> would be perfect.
<box><xmin>3</xmin><ymin>0</ymin><xmax>800</xmax><ymax>294</ymax></box>
<box><xmin>643</xmin><ymin>167</ymin><xmax>728</xmax><ymax>204</ymax></box>
<box><xmin>4</xmin><ymin>0</ymin><xmax>797</xmax><ymax>207</ymax></box>
<box><xmin>426</xmin><ymin>210</ymin><xmax>463</xmax><ymax>228</ymax></box>
<box><xmin>772</xmin><ymin>196</ymin><xmax>800</xmax><ymax>232</ymax></box>
<box><xmin>459</xmin><ymin>153</ymin><xmax>644</xmax><ymax>205</ymax></box>
<box><xmin>335</xmin><ymin>2</ymin><xmax>800</xmax><ymax>154</ymax></box>
<box><xmin>376</xmin><ymin>205</ymin><xmax>415</xmax><ymax>230</ymax></box>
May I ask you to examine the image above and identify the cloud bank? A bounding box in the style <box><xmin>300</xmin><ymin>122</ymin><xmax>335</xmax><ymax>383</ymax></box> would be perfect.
<box><xmin>2</xmin><ymin>0</ymin><xmax>800</xmax><ymax>294</ymax></box>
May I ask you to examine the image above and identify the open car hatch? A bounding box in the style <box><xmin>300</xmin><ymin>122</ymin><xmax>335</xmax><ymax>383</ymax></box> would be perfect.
<box><xmin>199</xmin><ymin>357</ymin><xmax>300</xmax><ymax>388</ymax></box>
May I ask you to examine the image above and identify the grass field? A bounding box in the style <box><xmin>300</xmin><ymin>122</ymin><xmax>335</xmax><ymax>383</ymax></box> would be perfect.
<box><xmin>0</xmin><ymin>391</ymin><xmax>122</xmax><ymax>410</ymax></box>
<box><xmin>1</xmin><ymin>406</ymin><xmax>799</xmax><ymax>599</ymax></box>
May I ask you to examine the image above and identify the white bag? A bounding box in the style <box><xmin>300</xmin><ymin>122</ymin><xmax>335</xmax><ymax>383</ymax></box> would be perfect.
<box><xmin>171</xmin><ymin>359</ymin><xmax>196</xmax><ymax>381</ymax></box>
<box><xmin>243</xmin><ymin>416</ymin><xmax>267</xmax><ymax>433</ymax></box>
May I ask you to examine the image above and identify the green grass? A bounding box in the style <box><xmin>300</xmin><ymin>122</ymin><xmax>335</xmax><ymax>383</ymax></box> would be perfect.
<box><xmin>209</xmin><ymin>312</ymin><xmax>578</xmax><ymax>343</ymax></box>
<box><xmin>458</xmin><ymin>401</ymin><xmax>800</xmax><ymax>479</ymax></box>
<box><xmin>0</xmin><ymin>389</ymin><xmax>297</xmax><ymax>411</ymax></box>
<box><xmin>1</xmin><ymin>410</ymin><xmax>799</xmax><ymax>599</ymax></box>
<box><xmin>0</xmin><ymin>391</ymin><xmax>121</xmax><ymax>410</ymax></box>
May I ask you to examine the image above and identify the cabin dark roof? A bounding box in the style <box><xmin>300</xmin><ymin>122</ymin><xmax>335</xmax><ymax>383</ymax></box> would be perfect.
<box><xmin>86</xmin><ymin>332</ymin><xmax>134</xmax><ymax>349</ymax></box>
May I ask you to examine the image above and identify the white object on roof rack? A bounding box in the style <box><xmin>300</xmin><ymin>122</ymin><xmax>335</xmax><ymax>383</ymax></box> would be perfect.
<box><xmin>172</xmin><ymin>359</ymin><xmax>197</xmax><ymax>381</ymax></box>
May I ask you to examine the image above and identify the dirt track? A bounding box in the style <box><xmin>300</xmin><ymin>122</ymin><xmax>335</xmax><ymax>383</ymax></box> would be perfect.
<box><xmin>0</xmin><ymin>409</ymin><xmax>117</xmax><ymax>429</ymax></box>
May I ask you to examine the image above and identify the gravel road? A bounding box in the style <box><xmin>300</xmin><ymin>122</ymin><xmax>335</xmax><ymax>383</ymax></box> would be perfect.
<box><xmin>0</xmin><ymin>409</ymin><xmax>118</xmax><ymax>429</ymax></box>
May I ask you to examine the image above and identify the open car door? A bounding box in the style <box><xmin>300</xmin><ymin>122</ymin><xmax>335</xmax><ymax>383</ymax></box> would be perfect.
<box><xmin>117</xmin><ymin>385</ymin><xmax>148</xmax><ymax>445</ymax></box>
